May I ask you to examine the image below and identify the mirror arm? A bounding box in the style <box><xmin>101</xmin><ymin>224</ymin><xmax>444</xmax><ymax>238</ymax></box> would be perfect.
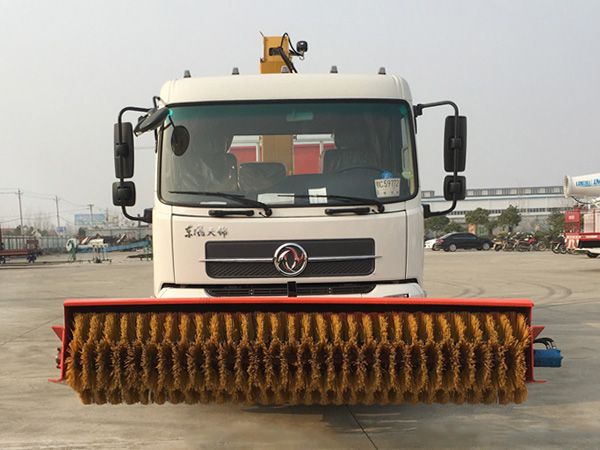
<box><xmin>120</xmin><ymin>205</ymin><xmax>152</xmax><ymax>224</ymax></box>
<box><xmin>415</xmin><ymin>100</ymin><xmax>459</xmax><ymax>117</ymax></box>
<box><xmin>117</xmin><ymin>106</ymin><xmax>151</xmax><ymax>144</ymax></box>
<box><xmin>121</xmin><ymin>205</ymin><xmax>140</xmax><ymax>222</ymax></box>
<box><xmin>424</xmin><ymin>199</ymin><xmax>458</xmax><ymax>218</ymax></box>
<box><xmin>414</xmin><ymin>101</ymin><xmax>460</xmax><ymax>143</ymax></box>
<box><xmin>118</xmin><ymin>106</ymin><xmax>151</xmax><ymax>123</ymax></box>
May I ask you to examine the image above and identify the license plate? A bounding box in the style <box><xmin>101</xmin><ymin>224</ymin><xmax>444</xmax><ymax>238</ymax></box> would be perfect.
<box><xmin>375</xmin><ymin>178</ymin><xmax>400</xmax><ymax>197</ymax></box>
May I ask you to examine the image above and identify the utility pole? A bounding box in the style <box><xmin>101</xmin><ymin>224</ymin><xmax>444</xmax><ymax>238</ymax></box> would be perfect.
<box><xmin>55</xmin><ymin>196</ymin><xmax>61</xmax><ymax>231</ymax></box>
<box><xmin>88</xmin><ymin>204</ymin><xmax>94</xmax><ymax>229</ymax></box>
<box><xmin>17</xmin><ymin>190</ymin><xmax>24</xmax><ymax>231</ymax></box>
<box><xmin>16</xmin><ymin>190</ymin><xmax>24</xmax><ymax>248</ymax></box>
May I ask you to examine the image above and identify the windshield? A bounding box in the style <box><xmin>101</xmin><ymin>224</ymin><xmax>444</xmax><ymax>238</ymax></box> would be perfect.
<box><xmin>159</xmin><ymin>101</ymin><xmax>417</xmax><ymax>209</ymax></box>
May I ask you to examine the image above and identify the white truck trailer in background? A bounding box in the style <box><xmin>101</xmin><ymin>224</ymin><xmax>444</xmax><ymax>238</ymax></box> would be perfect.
<box><xmin>564</xmin><ymin>172</ymin><xmax>600</xmax><ymax>256</ymax></box>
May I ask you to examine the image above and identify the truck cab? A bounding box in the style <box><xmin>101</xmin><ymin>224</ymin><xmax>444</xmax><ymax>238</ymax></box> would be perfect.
<box><xmin>152</xmin><ymin>73</ymin><xmax>423</xmax><ymax>298</ymax></box>
<box><xmin>113</xmin><ymin>70</ymin><xmax>466</xmax><ymax>299</ymax></box>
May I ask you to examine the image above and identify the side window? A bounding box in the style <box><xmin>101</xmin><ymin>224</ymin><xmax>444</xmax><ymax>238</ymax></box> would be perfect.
<box><xmin>400</xmin><ymin>115</ymin><xmax>416</xmax><ymax>194</ymax></box>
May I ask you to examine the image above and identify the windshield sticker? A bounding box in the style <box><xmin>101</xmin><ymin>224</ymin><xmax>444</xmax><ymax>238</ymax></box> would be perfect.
<box><xmin>308</xmin><ymin>187</ymin><xmax>328</xmax><ymax>204</ymax></box>
<box><xmin>257</xmin><ymin>193</ymin><xmax>295</xmax><ymax>204</ymax></box>
<box><xmin>375</xmin><ymin>178</ymin><xmax>400</xmax><ymax>198</ymax></box>
<box><xmin>381</xmin><ymin>171</ymin><xmax>393</xmax><ymax>179</ymax></box>
<box><xmin>402</xmin><ymin>170</ymin><xmax>413</xmax><ymax>180</ymax></box>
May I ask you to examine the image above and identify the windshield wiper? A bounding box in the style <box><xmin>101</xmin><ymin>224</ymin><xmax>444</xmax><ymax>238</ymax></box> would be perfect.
<box><xmin>209</xmin><ymin>209</ymin><xmax>255</xmax><ymax>217</ymax></box>
<box><xmin>290</xmin><ymin>194</ymin><xmax>385</xmax><ymax>213</ymax></box>
<box><xmin>324</xmin><ymin>206</ymin><xmax>371</xmax><ymax>215</ymax></box>
<box><xmin>169</xmin><ymin>191</ymin><xmax>272</xmax><ymax>217</ymax></box>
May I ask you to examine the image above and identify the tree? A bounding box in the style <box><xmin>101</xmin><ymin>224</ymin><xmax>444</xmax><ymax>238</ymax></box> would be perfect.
<box><xmin>31</xmin><ymin>210</ymin><xmax>52</xmax><ymax>234</ymax></box>
<box><xmin>488</xmin><ymin>218</ymin><xmax>498</xmax><ymax>235</ymax></box>
<box><xmin>497</xmin><ymin>205</ymin><xmax>521</xmax><ymax>231</ymax></box>
<box><xmin>464</xmin><ymin>208</ymin><xmax>490</xmax><ymax>235</ymax></box>
<box><xmin>10</xmin><ymin>225</ymin><xmax>34</xmax><ymax>236</ymax></box>
<box><xmin>546</xmin><ymin>209</ymin><xmax>565</xmax><ymax>237</ymax></box>
<box><xmin>444</xmin><ymin>221</ymin><xmax>464</xmax><ymax>233</ymax></box>
<box><xmin>424</xmin><ymin>215</ymin><xmax>450</xmax><ymax>236</ymax></box>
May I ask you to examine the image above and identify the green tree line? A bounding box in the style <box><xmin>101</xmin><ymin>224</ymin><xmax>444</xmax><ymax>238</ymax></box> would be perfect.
<box><xmin>425</xmin><ymin>205</ymin><xmax>565</xmax><ymax>237</ymax></box>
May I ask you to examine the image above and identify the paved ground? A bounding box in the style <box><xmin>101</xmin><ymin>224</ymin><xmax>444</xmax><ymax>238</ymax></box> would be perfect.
<box><xmin>0</xmin><ymin>250</ymin><xmax>598</xmax><ymax>449</ymax></box>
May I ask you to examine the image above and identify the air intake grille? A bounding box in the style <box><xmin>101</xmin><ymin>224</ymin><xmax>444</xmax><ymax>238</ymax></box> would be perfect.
<box><xmin>205</xmin><ymin>239</ymin><xmax>375</xmax><ymax>279</ymax></box>
<box><xmin>205</xmin><ymin>282</ymin><xmax>376</xmax><ymax>297</ymax></box>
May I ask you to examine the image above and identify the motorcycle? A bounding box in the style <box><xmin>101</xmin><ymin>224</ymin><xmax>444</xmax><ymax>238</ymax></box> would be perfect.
<box><xmin>516</xmin><ymin>234</ymin><xmax>547</xmax><ymax>251</ymax></box>
<box><xmin>550</xmin><ymin>234</ymin><xmax>567</xmax><ymax>254</ymax></box>
<box><xmin>492</xmin><ymin>236</ymin><xmax>504</xmax><ymax>251</ymax></box>
<box><xmin>503</xmin><ymin>234</ymin><xmax>519</xmax><ymax>251</ymax></box>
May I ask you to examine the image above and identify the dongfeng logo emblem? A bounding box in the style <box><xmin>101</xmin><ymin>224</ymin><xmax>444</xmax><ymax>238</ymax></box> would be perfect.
<box><xmin>274</xmin><ymin>243</ymin><xmax>308</xmax><ymax>277</ymax></box>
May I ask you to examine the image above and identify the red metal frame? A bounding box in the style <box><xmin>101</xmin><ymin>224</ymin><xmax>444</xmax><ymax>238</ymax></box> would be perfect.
<box><xmin>565</xmin><ymin>208</ymin><xmax>600</xmax><ymax>249</ymax></box>
<box><xmin>50</xmin><ymin>297</ymin><xmax>540</xmax><ymax>384</ymax></box>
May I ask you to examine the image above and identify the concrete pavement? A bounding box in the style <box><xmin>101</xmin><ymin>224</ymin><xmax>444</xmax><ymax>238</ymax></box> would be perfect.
<box><xmin>0</xmin><ymin>250</ymin><xmax>598</xmax><ymax>449</ymax></box>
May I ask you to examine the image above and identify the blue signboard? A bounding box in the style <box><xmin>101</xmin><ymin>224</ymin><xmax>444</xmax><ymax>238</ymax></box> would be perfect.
<box><xmin>74</xmin><ymin>214</ymin><xmax>105</xmax><ymax>226</ymax></box>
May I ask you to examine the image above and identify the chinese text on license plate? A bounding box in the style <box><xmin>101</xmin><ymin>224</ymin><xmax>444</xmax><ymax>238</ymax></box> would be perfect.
<box><xmin>375</xmin><ymin>178</ymin><xmax>400</xmax><ymax>198</ymax></box>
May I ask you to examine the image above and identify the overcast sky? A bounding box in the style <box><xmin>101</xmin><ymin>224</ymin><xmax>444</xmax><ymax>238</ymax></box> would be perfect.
<box><xmin>1</xmin><ymin>0</ymin><xmax>599</xmax><ymax>229</ymax></box>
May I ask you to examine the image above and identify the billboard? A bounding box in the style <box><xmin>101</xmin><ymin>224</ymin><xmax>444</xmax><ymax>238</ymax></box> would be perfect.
<box><xmin>74</xmin><ymin>214</ymin><xmax>106</xmax><ymax>226</ymax></box>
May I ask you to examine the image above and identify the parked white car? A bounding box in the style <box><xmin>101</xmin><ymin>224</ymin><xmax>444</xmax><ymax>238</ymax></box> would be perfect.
<box><xmin>424</xmin><ymin>238</ymin><xmax>439</xmax><ymax>250</ymax></box>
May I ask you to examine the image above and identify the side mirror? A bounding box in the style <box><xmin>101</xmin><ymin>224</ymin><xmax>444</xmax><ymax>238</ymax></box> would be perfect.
<box><xmin>444</xmin><ymin>115</ymin><xmax>467</xmax><ymax>172</ymax></box>
<box><xmin>443</xmin><ymin>175</ymin><xmax>466</xmax><ymax>201</ymax></box>
<box><xmin>142</xmin><ymin>208</ymin><xmax>153</xmax><ymax>224</ymax></box>
<box><xmin>112</xmin><ymin>181</ymin><xmax>136</xmax><ymax>207</ymax></box>
<box><xmin>134</xmin><ymin>107</ymin><xmax>170</xmax><ymax>136</ymax></box>
<box><xmin>114</xmin><ymin>122</ymin><xmax>135</xmax><ymax>179</ymax></box>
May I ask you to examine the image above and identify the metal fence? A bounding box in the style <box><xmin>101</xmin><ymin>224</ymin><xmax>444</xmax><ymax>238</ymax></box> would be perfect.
<box><xmin>2</xmin><ymin>235</ymin><xmax>71</xmax><ymax>253</ymax></box>
<box><xmin>2</xmin><ymin>227</ymin><xmax>152</xmax><ymax>254</ymax></box>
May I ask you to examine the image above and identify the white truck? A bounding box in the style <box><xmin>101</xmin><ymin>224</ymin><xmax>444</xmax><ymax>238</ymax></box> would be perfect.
<box><xmin>564</xmin><ymin>172</ymin><xmax>600</xmax><ymax>256</ymax></box>
<box><xmin>52</xmin><ymin>36</ymin><xmax>561</xmax><ymax>406</ymax></box>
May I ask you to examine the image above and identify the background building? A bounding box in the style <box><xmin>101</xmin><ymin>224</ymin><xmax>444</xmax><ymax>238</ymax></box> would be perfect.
<box><xmin>424</xmin><ymin>185</ymin><xmax>571</xmax><ymax>231</ymax></box>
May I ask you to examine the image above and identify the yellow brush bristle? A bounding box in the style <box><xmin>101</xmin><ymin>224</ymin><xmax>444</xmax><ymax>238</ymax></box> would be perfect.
<box><xmin>193</xmin><ymin>314</ymin><xmax>208</xmax><ymax>343</ymax></box>
<box><xmin>157</xmin><ymin>341</ymin><xmax>175</xmax><ymax>392</ymax></box>
<box><xmin>94</xmin><ymin>341</ymin><xmax>111</xmax><ymax>391</ymax></box>
<box><xmin>65</xmin><ymin>310</ymin><xmax>531</xmax><ymax>405</ymax></box>
<box><xmin>141</xmin><ymin>342</ymin><xmax>159</xmax><ymax>392</ymax></box>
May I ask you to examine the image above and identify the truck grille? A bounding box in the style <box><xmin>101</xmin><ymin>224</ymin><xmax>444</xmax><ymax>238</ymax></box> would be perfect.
<box><xmin>204</xmin><ymin>239</ymin><xmax>375</xmax><ymax>279</ymax></box>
